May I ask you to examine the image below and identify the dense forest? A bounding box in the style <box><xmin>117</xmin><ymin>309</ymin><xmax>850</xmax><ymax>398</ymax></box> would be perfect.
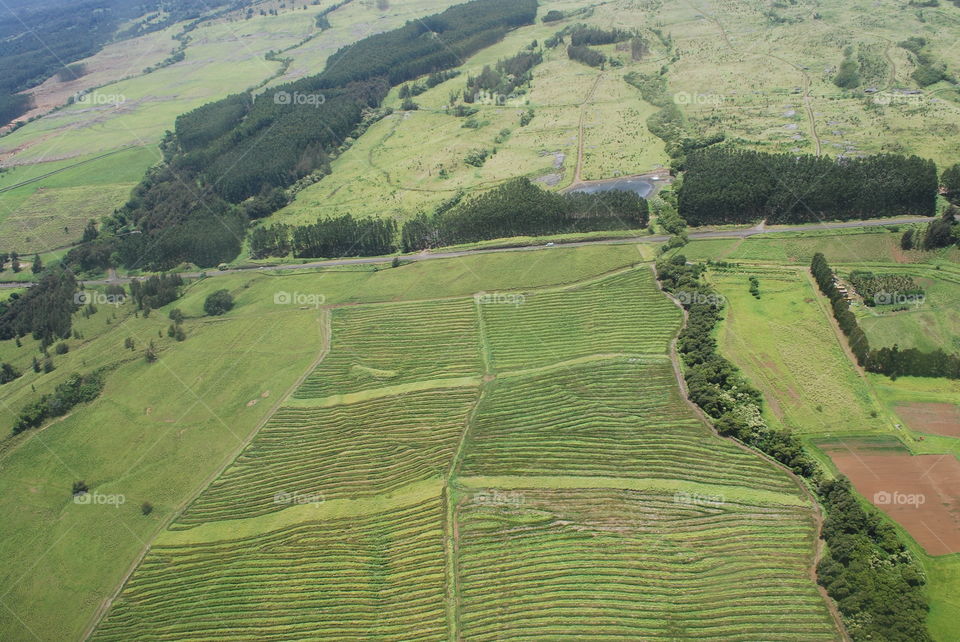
<box><xmin>812</xmin><ymin>253</ymin><xmax>960</xmax><ymax>379</ymax></box>
<box><xmin>655</xmin><ymin>257</ymin><xmax>931</xmax><ymax>642</ymax></box>
<box><xmin>402</xmin><ymin>178</ymin><xmax>649</xmax><ymax>251</ymax></box>
<box><xmin>0</xmin><ymin>269</ymin><xmax>78</xmax><ymax>344</ymax></box>
<box><xmin>0</xmin><ymin>0</ymin><xmax>240</xmax><ymax>126</ymax></box>
<box><xmin>66</xmin><ymin>0</ymin><xmax>539</xmax><ymax>271</ymax></box>
<box><xmin>679</xmin><ymin>149</ymin><xmax>938</xmax><ymax>225</ymax></box>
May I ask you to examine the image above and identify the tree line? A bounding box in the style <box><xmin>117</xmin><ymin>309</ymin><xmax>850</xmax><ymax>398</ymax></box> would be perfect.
<box><xmin>655</xmin><ymin>256</ymin><xmax>931</xmax><ymax>642</ymax></box>
<box><xmin>12</xmin><ymin>371</ymin><xmax>105</xmax><ymax>435</ymax></box>
<box><xmin>249</xmin><ymin>180</ymin><xmax>649</xmax><ymax>259</ymax></box>
<box><xmin>679</xmin><ymin>148</ymin><xmax>938</xmax><ymax>225</ymax></box>
<box><xmin>811</xmin><ymin>253</ymin><xmax>960</xmax><ymax>379</ymax></box>
<box><xmin>65</xmin><ymin>0</ymin><xmax>539</xmax><ymax>271</ymax></box>
<box><xmin>402</xmin><ymin>179</ymin><xmax>649</xmax><ymax>251</ymax></box>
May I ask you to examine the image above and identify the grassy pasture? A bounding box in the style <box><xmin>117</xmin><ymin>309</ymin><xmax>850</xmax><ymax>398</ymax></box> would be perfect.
<box><xmin>0</xmin><ymin>305</ymin><xmax>323</xmax><ymax>640</ymax></box>
<box><xmin>708</xmin><ymin>265</ymin><xmax>883</xmax><ymax>434</ymax></box>
<box><xmin>680</xmin><ymin>229</ymin><xmax>960</xmax><ymax>265</ymax></box>
<box><xmin>0</xmin><ymin>184</ymin><xmax>135</xmax><ymax>252</ymax></box>
<box><xmin>855</xmin><ymin>271</ymin><xmax>960</xmax><ymax>353</ymax></box>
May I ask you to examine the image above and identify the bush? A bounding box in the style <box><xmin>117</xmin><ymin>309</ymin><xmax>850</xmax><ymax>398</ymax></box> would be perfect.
<box><xmin>203</xmin><ymin>290</ymin><xmax>234</xmax><ymax>316</ymax></box>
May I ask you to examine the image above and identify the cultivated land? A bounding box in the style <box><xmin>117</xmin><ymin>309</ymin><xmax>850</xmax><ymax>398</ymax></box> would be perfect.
<box><xmin>89</xmin><ymin>263</ymin><xmax>839</xmax><ymax>640</ymax></box>
<box><xmin>2</xmin><ymin>0</ymin><xmax>960</xmax><ymax>639</ymax></box>
<box><xmin>697</xmin><ymin>240</ymin><xmax>960</xmax><ymax>640</ymax></box>
<box><xmin>816</xmin><ymin>436</ymin><xmax>960</xmax><ymax>556</ymax></box>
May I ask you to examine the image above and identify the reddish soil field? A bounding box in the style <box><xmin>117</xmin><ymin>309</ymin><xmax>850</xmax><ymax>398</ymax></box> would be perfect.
<box><xmin>895</xmin><ymin>402</ymin><xmax>960</xmax><ymax>438</ymax></box>
<box><xmin>823</xmin><ymin>446</ymin><xmax>960</xmax><ymax>555</ymax></box>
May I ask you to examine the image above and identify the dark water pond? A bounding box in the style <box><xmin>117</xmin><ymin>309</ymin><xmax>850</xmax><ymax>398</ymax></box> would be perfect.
<box><xmin>568</xmin><ymin>176</ymin><xmax>657</xmax><ymax>198</ymax></box>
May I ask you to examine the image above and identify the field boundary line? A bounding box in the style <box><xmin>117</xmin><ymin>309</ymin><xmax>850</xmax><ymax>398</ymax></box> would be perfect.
<box><xmin>497</xmin><ymin>352</ymin><xmax>668</xmax><ymax>380</ymax></box>
<box><xmin>286</xmin><ymin>376</ymin><xmax>482</xmax><ymax>407</ymax></box>
<box><xmin>456</xmin><ymin>475</ymin><xmax>810</xmax><ymax>507</ymax></box>
<box><xmin>81</xmin><ymin>309</ymin><xmax>332</xmax><ymax>641</ymax></box>
<box><xmin>653</xmin><ymin>264</ymin><xmax>850</xmax><ymax>641</ymax></box>
<box><xmin>444</xmin><ymin>387</ymin><xmax>488</xmax><ymax>641</ymax></box>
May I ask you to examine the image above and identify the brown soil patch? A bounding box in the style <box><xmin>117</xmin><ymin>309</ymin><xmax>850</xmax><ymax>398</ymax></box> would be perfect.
<box><xmin>896</xmin><ymin>402</ymin><xmax>960</xmax><ymax>437</ymax></box>
<box><xmin>823</xmin><ymin>447</ymin><xmax>960</xmax><ymax>555</ymax></box>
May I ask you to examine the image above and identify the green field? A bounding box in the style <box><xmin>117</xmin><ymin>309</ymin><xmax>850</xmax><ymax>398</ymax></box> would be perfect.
<box><xmin>81</xmin><ymin>260</ymin><xmax>837</xmax><ymax>639</ymax></box>
<box><xmin>0</xmin><ymin>245</ymin><xmax>660</xmax><ymax>640</ymax></box>
<box><xmin>295</xmin><ymin>299</ymin><xmax>484</xmax><ymax>398</ymax></box>
<box><xmin>681</xmin><ymin>228</ymin><xmax>960</xmax><ymax>265</ymax></box>
<box><xmin>703</xmin><ymin>248</ymin><xmax>960</xmax><ymax>640</ymax></box>
<box><xmin>708</xmin><ymin>265</ymin><xmax>882</xmax><ymax>434</ymax></box>
<box><xmin>3</xmin><ymin>0</ymin><xmax>960</xmax><ymax>636</ymax></box>
<box><xmin>95</xmin><ymin>494</ymin><xmax>449</xmax><ymax>640</ymax></box>
<box><xmin>457</xmin><ymin>487</ymin><xmax>835</xmax><ymax>639</ymax></box>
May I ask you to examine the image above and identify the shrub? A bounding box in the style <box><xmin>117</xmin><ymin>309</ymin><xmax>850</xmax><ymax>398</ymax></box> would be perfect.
<box><xmin>204</xmin><ymin>290</ymin><xmax>234</xmax><ymax>316</ymax></box>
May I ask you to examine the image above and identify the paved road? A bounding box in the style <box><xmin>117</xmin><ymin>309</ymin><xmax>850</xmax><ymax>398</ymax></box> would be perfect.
<box><xmin>0</xmin><ymin>216</ymin><xmax>934</xmax><ymax>289</ymax></box>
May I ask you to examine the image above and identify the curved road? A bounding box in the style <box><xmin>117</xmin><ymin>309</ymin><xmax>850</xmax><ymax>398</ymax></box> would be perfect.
<box><xmin>0</xmin><ymin>216</ymin><xmax>927</xmax><ymax>289</ymax></box>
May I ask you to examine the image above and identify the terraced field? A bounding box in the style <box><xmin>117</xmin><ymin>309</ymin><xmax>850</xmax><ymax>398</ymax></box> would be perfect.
<box><xmin>177</xmin><ymin>388</ymin><xmax>479</xmax><ymax>525</ymax></box>
<box><xmin>295</xmin><ymin>298</ymin><xmax>483</xmax><ymax>398</ymax></box>
<box><xmin>457</xmin><ymin>488</ymin><xmax>835</xmax><ymax>640</ymax></box>
<box><xmin>93</xmin><ymin>265</ymin><xmax>837</xmax><ymax>640</ymax></box>
<box><xmin>481</xmin><ymin>268</ymin><xmax>680</xmax><ymax>371</ymax></box>
<box><xmin>95</xmin><ymin>497</ymin><xmax>449</xmax><ymax>641</ymax></box>
<box><xmin>459</xmin><ymin>358</ymin><xmax>803</xmax><ymax>496</ymax></box>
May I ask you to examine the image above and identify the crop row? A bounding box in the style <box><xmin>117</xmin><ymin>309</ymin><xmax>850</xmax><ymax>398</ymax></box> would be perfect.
<box><xmin>177</xmin><ymin>388</ymin><xmax>478</xmax><ymax>526</ymax></box>
<box><xmin>295</xmin><ymin>298</ymin><xmax>484</xmax><ymax>398</ymax></box>
<box><xmin>456</xmin><ymin>488</ymin><xmax>836</xmax><ymax>640</ymax></box>
<box><xmin>480</xmin><ymin>268</ymin><xmax>681</xmax><ymax>371</ymax></box>
<box><xmin>95</xmin><ymin>498</ymin><xmax>448</xmax><ymax>640</ymax></box>
<box><xmin>460</xmin><ymin>360</ymin><xmax>801</xmax><ymax>497</ymax></box>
